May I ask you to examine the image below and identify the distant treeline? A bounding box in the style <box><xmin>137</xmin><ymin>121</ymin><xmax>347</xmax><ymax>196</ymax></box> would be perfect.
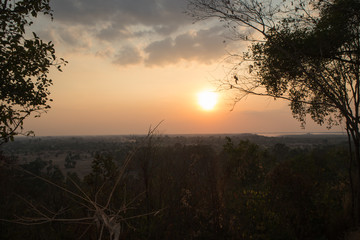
<box><xmin>0</xmin><ymin>136</ymin><xmax>351</xmax><ymax>239</ymax></box>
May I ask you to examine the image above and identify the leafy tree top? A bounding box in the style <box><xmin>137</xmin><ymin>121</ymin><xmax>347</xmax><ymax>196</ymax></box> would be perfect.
<box><xmin>0</xmin><ymin>0</ymin><xmax>66</xmax><ymax>144</ymax></box>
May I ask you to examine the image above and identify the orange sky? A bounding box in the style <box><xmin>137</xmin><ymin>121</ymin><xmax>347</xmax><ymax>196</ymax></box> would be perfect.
<box><xmin>23</xmin><ymin>0</ymin><xmax>344</xmax><ymax>136</ymax></box>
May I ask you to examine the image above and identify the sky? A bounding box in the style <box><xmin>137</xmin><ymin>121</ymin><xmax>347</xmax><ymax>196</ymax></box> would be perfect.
<box><xmin>23</xmin><ymin>0</ymin><xmax>344</xmax><ymax>136</ymax></box>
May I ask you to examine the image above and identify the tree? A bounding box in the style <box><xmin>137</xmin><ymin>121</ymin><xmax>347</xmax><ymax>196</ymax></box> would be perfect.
<box><xmin>0</xmin><ymin>0</ymin><xmax>66</xmax><ymax>144</ymax></box>
<box><xmin>1</xmin><ymin>124</ymin><xmax>164</xmax><ymax>240</ymax></box>
<box><xmin>64</xmin><ymin>153</ymin><xmax>77</xmax><ymax>168</ymax></box>
<box><xmin>187</xmin><ymin>0</ymin><xmax>360</xmax><ymax>226</ymax></box>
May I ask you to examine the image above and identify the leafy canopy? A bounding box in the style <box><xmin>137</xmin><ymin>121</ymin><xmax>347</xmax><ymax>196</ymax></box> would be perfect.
<box><xmin>0</xmin><ymin>0</ymin><xmax>66</xmax><ymax>143</ymax></box>
<box><xmin>188</xmin><ymin>0</ymin><xmax>359</xmax><ymax>129</ymax></box>
<box><xmin>251</xmin><ymin>0</ymin><xmax>360</xmax><ymax>127</ymax></box>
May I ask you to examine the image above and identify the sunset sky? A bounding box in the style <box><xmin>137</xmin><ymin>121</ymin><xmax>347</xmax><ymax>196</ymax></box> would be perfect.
<box><xmin>23</xmin><ymin>0</ymin><xmax>344</xmax><ymax>136</ymax></box>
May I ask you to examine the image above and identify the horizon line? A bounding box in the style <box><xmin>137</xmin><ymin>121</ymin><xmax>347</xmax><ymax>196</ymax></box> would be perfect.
<box><xmin>14</xmin><ymin>131</ymin><xmax>347</xmax><ymax>138</ymax></box>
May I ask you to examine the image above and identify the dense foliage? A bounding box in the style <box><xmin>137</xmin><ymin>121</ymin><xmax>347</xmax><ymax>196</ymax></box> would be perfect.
<box><xmin>0</xmin><ymin>0</ymin><xmax>66</xmax><ymax>144</ymax></box>
<box><xmin>0</xmin><ymin>137</ymin><xmax>350</xmax><ymax>239</ymax></box>
<box><xmin>250</xmin><ymin>0</ymin><xmax>360</xmax><ymax>129</ymax></box>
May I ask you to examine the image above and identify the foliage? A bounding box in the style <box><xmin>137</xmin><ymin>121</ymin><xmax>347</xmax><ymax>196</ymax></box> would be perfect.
<box><xmin>187</xmin><ymin>0</ymin><xmax>360</xmax><ymax>226</ymax></box>
<box><xmin>249</xmin><ymin>0</ymin><xmax>360</xmax><ymax>128</ymax></box>
<box><xmin>0</xmin><ymin>137</ymin><xmax>349</xmax><ymax>239</ymax></box>
<box><xmin>0</xmin><ymin>0</ymin><xmax>66</xmax><ymax>144</ymax></box>
<box><xmin>64</xmin><ymin>152</ymin><xmax>78</xmax><ymax>168</ymax></box>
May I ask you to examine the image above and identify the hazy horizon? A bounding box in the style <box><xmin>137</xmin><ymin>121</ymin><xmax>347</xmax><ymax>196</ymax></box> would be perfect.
<box><xmin>16</xmin><ymin>130</ymin><xmax>347</xmax><ymax>139</ymax></box>
<box><xmin>21</xmin><ymin>0</ymin><xmax>344</xmax><ymax>137</ymax></box>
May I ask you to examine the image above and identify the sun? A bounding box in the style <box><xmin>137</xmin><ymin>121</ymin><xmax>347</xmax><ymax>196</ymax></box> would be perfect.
<box><xmin>197</xmin><ymin>91</ymin><xmax>218</xmax><ymax>111</ymax></box>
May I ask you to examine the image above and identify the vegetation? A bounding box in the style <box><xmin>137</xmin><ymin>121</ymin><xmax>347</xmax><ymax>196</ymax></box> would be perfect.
<box><xmin>187</xmin><ymin>0</ymin><xmax>360</xmax><ymax>226</ymax></box>
<box><xmin>0</xmin><ymin>135</ymin><xmax>351</xmax><ymax>239</ymax></box>
<box><xmin>0</xmin><ymin>0</ymin><xmax>66</xmax><ymax>144</ymax></box>
<box><xmin>0</xmin><ymin>0</ymin><xmax>357</xmax><ymax>239</ymax></box>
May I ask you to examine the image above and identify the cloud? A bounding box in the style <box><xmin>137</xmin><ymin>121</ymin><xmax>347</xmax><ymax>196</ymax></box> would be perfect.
<box><xmin>54</xmin><ymin>26</ymin><xmax>92</xmax><ymax>51</ymax></box>
<box><xmin>48</xmin><ymin>0</ymin><xmax>231</xmax><ymax>67</ymax></box>
<box><xmin>113</xmin><ymin>46</ymin><xmax>142</xmax><ymax>66</ymax></box>
<box><xmin>96</xmin><ymin>24</ymin><xmax>133</xmax><ymax>41</ymax></box>
<box><xmin>52</xmin><ymin>0</ymin><xmax>189</xmax><ymax>34</ymax></box>
<box><xmin>144</xmin><ymin>26</ymin><xmax>228</xmax><ymax>66</ymax></box>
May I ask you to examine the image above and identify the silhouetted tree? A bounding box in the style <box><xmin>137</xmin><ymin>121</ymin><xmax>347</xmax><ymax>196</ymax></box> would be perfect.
<box><xmin>187</xmin><ymin>0</ymin><xmax>360</xmax><ymax>226</ymax></box>
<box><xmin>0</xmin><ymin>0</ymin><xmax>66</xmax><ymax>144</ymax></box>
<box><xmin>1</xmin><ymin>125</ymin><xmax>164</xmax><ymax>240</ymax></box>
<box><xmin>64</xmin><ymin>153</ymin><xmax>77</xmax><ymax>169</ymax></box>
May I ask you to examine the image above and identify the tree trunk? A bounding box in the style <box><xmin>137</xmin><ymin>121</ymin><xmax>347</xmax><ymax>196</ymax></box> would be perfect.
<box><xmin>348</xmin><ymin>124</ymin><xmax>360</xmax><ymax>228</ymax></box>
<box><xmin>355</xmin><ymin>134</ymin><xmax>360</xmax><ymax>227</ymax></box>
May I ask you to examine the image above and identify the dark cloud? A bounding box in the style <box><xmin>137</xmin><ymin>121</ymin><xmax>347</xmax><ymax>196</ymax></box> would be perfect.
<box><xmin>144</xmin><ymin>26</ymin><xmax>228</xmax><ymax>66</ymax></box>
<box><xmin>49</xmin><ymin>0</ymin><xmax>230</xmax><ymax>66</ymax></box>
<box><xmin>96</xmin><ymin>24</ymin><xmax>132</xmax><ymax>41</ymax></box>
<box><xmin>52</xmin><ymin>0</ymin><xmax>189</xmax><ymax>34</ymax></box>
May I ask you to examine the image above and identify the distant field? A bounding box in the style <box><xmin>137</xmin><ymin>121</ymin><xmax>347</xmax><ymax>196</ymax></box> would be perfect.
<box><xmin>1</xmin><ymin>133</ymin><xmax>348</xmax><ymax>178</ymax></box>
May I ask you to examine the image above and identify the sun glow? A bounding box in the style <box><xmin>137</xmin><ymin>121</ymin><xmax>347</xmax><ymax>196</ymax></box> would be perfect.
<box><xmin>197</xmin><ymin>91</ymin><xmax>218</xmax><ymax>111</ymax></box>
